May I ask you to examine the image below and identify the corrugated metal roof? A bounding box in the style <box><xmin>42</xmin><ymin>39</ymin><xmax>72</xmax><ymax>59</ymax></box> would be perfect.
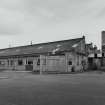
<box><xmin>0</xmin><ymin>37</ymin><xmax>84</xmax><ymax>57</ymax></box>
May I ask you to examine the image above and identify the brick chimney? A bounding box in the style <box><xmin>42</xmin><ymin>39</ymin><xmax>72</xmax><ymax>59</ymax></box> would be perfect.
<box><xmin>102</xmin><ymin>31</ymin><xmax>105</xmax><ymax>56</ymax></box>
<box><xmin>102</xmin><ymin>31</ymin><xmax>105</xmax><ymax>46</ymax></box>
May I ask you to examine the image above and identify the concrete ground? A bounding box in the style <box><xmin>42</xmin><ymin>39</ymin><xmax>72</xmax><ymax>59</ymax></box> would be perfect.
<box><xmin>0</xmin><ymin>71</ymin><xmax>105</xmax><ymax>105</ymax></box>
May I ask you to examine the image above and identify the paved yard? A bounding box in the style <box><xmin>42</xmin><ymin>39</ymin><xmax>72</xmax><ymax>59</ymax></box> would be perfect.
<box><xmin>0</xmin><ymin>71</ymin><xmax>105</xmax><ymax>105</ymax></box>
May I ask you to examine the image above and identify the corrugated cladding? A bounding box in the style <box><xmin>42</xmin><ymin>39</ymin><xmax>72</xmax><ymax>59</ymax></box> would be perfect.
<box><xmin>0</xmin><ymin>37</ymin><xmax>83</xmax><ymax>57</ymax></box>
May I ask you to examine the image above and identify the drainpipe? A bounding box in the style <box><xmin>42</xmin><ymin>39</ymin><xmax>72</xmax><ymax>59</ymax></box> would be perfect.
<box><xmin>40</xmin><ymin>55</ymin><xmax>45</xmax><ymax>74</ymax></box>
<box><xmin>65</xmin><ymin>53</ymin><xmax>68</xmax><ymax>72</ymax></box>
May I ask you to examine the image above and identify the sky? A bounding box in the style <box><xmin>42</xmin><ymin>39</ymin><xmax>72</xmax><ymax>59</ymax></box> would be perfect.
<box><xmin>0</xmin><ymin>0</ymin><xmax>105</xmax><ymax>49</ymax></box>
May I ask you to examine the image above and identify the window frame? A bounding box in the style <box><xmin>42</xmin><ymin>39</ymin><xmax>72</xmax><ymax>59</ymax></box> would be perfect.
<box><xmin>18</xmin><ymin>59</ymin><xmax>23</xmax><ymax>66</ymax></box>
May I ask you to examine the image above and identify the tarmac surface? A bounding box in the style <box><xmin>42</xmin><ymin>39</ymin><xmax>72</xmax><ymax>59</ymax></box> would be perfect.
<box><xmin>0</xmin><ymin>70</ymin><xmax>105</xmax><ymax>105</ymax></box>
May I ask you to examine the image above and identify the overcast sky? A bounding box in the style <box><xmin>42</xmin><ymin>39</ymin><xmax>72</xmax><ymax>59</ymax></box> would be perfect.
<box><xmin>0</xmin><ymin>0</ymin><xmax>105</xmax><ymax>49</ymax></box>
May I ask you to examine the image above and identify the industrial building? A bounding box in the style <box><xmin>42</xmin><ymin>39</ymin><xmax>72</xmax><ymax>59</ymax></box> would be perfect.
<box><xmin>0</xmin><ymin>36</ymin><xmax>88</xmax><ymax>73</ymax></box>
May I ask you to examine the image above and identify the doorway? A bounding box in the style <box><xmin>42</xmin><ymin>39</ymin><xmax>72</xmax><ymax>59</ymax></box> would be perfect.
<box><xmin>25</xmin><ymin>60</ymin><xmax>33</xmax><ymax>71</ymax></box>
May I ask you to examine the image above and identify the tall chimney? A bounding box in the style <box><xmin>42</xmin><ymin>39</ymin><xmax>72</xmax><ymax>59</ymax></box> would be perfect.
<box><xmin>102</xmin><ymin>31</ymin><xmax>105</xmax><ymax>46</ymax></box>
<box><xmin>102</xmin><ymin>31</ymin><xmax>105</xmax><ymax>55</ymax></box>
<box><xmin>101</xmin><ymin>31</ymin><xmax>105</xmax><ymax>66</ymax></box>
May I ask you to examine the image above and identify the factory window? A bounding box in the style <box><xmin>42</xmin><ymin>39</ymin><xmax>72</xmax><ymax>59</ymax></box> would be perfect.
<box><xmin>77</xmin><ymin>55</ymin><xmax>79</xmax><ymax>65</ymax></box>
<box><xmin>37</xmin><ymin>59</ymin><xmax>40</xmax><ymax>65</ymax></box>
<box><xmin>28</xmin><ymin>60</ymin><xmax>33</xmax><ymax>65</ymax></box>
<box><xmin>43</xmin><ymin>59</ymin><xmax>46</xmax><ymax>65</ymax></box>
<box><xmin>7</xmin><ymin>60</ymin><xmax>9</xmax><ymax>66</ymax></box>
<box><xmin>68</xmin><ymin>60</ymin><xmax>72</xmax><ymax>65</ymax></box>
<box><xmin>94</xmin><ymin>54</ymin><xmax>97</xmax><ymax>58</ymax></box>
<box><xmin>10</xmin><ymin>60</ymin><xmax>14</xmax><ymax>66</ymax></box>
<box><xmin>18</xmin><ymin>60</ymin><xmax>23</xmax><ymax>65</ymax></box>
<box><xmin>102</xmin><ymin>53</ymin><xmax>104</xmax><ymax>57</ymax></box>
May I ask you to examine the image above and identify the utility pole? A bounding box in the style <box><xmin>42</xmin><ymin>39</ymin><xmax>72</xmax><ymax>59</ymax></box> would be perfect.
<box><xmin>30</xmin><ymin>41</ymin><xmax>33</xmax><ymax>46</ymax></box>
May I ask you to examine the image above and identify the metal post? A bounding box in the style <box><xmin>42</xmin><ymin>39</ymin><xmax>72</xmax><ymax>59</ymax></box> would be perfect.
<box><xmin>40</xmin><ymin>55</ymin><xmax>43</xmax><ymax>74</ymax></box>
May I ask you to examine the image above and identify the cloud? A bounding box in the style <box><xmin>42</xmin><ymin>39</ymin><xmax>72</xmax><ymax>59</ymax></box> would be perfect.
<box><xmin>81</xmin><ymin>0</ymin><xmax>105</xmax><ymax>19</ymax></box>
<box><xmin>0</xmin><ymin>0</ymin><xmax>104</xmax><ymax>49</ymax></box>
<box><xmin>0</xmin><ymin>0</ymin><xmax>24</xmax><ymax>12</ymax></box>
<box><xmin>0</xmin><ymin>8</ymin><xmax>24</xmax><ymax>35</ymax></box>
<box><xmin>24</xmin><ymin>0</ymin><xmax>91</xmax><ymax>21</ymax></box>
<box><xmin>0</xmin><ymin>0</ymin><xmax>104</xmax><ymax>36</ymax></box>
<box><xmin>0</xmin><ymin>0</ymin><xmax>102</xmax><ymax>36</ymax></box>
<box><xmin>0</xmin><ymin>0</ymin><xmax>25</xmax><ymax>35</ymax></box>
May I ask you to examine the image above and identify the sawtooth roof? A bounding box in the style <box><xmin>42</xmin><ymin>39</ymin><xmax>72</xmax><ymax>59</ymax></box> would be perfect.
<box><xmin>0</xmin><ymin>37</ymin><xmax>84</xmax><ymax>57</ymax></box>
